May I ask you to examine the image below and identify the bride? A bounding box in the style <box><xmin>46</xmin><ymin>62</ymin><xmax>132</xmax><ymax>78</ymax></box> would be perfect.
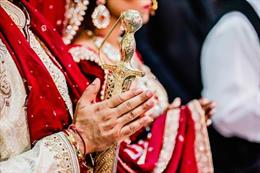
<box><xmin>30</xmin><ymin>0</ymin><xmax>215</xmax><ymax>172</ymax></box>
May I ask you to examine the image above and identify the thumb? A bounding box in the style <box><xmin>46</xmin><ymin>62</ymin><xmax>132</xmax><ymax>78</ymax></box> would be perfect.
<box><xmin>169</xmin><ymin>97</ymin><xmax>181</xmax><ymax>109</ymax></box>
<box><xmin>79</xmin><ymin>78</ymin><xmax>101</xmax><ymax>104</ymax></box>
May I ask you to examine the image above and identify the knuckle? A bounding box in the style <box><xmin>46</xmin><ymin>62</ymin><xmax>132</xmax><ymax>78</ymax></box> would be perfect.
<box><xmin>102</xmin><ymin>110</ymin><xmax>114</xmax><ymax>121</ymax></box>
<box><xmin>129</xmin><ymin>111</ymin><xmax>136</xmax><ymax>119</ymax></box>
<box><xmin>142</xmin><ymin>103</ymin><xmax>148</xmax><ymax>110</ymax></box>
<box><xmin>114</xmin><ymin>132</ymin><xmax>119</xmax><ymax>140</ymax></box>
<box><xmin>129</xmin><ymin>125</ymin><xmax>135</xmax><ymax>131</ymax></box>
<box><xmin>140</xmin><ymin>92</ymin><xmax>147</xmax><ymax>100</ymax></box>
<box><xmin>130</xmin><ymin>111</ymin><xmax>136</xmax><ymax>117</ymax></box>
<box><xmin>126</xmin><ymin>101</ymin><xmax>133</xmax><ymax>109</ymax></box>
<box><xmin>143</xmin><ymin>102</ymin><xmax>151</xmax><ymax>110</ymax></box>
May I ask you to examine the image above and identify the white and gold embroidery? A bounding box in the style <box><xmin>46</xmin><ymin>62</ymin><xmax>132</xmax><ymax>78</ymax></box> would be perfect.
<box><xmin>0</xmin><ymin>1</ymin><xmax>30</xmax><ymax>161</ymax></box>
<box><xmin>0</xmin><ymin>133</ymin><xmax>80</xmax><ymax>173</ymax></box>
<box><xmin>153</xmin><ymin>109</ymin><xmax>180</xmax><ymax>173</ymax></box>
<box><xmin>188</xmin><ymin>101</ymin><xmax>214</xmax><ymax>173</ymax></box>
<box><xmin>44</xmin><ymin>133</ymin><xmax>80</xmax><ymax>173</ymax></box>
<box><xmin>0</xmin><ymin>38</ymin><xmax>29</xmax><ymax>161</ymax></box>
<box><xmin>29</xmin><ymin>31</ymin><xmax>73</xmax><ymax>116</ymax></box>
<box><xmin>0</xmin><ymin>0</ymin><xmax>26</xmax><ymax>29</ymax></box>
<box><xmin>0</xmin><ymin>43</ymin><xmax>11</xmax><ymax>113</ymax></box>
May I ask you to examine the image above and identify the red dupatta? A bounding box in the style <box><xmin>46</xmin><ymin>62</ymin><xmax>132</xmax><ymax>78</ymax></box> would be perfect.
<box><xmin>0</xmin><ymin>0</ymin><xmax>88</xmax><ymax>144</ymax></box>
<box><xmin>28</xmin><ymin>0</ymin><xmax>66</xmax><ymax>35</ymax></box>
<box><xmin>117</xmin><ymin>107</ymin><xmax>198</xmax><ymax>173</ymax></box>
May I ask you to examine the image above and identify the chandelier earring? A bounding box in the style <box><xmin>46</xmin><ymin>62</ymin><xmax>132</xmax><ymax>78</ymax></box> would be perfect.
<box><xmin>91</xmin><ymin>0</ymin><xmax>110</xmax><ymax>29</ymax></box>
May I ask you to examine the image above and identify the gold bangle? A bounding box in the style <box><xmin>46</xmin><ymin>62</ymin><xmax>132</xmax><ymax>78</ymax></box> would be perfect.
<box><xmin>64</xmin><ymin>129</ymin><xmax>84</xmax><ymax>161</ymax></box>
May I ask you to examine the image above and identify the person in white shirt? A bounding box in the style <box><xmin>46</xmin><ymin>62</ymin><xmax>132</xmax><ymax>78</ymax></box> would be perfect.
<box><xmin>201</xmin><ymin>0</ymin><xmax>260</xmax><ymax>172</ymax></box>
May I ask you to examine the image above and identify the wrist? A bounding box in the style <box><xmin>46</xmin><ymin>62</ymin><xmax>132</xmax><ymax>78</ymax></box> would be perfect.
<box><xmin>73</xmin><ymin>124</ymin><xmax>95</xmax><ymax>154</ymax></box>
<box><xmin>64</xmin><ymin>126</ymin><xmax>95</xmax><ymax>169</ymax></box>
<box><xmin>63</xmin><ymin>128</ymin><xmax>85</xmax><ymax>163</ymax></box>
<box><xmin>66</xmin><ymin>128</ymin><xmax>85</xmax><ymax>155</ymax></box>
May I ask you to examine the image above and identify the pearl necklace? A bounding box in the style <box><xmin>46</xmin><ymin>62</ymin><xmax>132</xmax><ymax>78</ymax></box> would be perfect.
<box><xmin>93</xmin><ymin>36</ymin><xmax>121</xmax><ymax>63</ymax></box>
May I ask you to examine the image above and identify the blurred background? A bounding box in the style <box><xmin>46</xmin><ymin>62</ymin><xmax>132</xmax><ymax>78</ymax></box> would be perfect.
<box><xmin>136</xmin><ymin>0</ymin><xmax>260</xmax><ymax>173</ymax></box>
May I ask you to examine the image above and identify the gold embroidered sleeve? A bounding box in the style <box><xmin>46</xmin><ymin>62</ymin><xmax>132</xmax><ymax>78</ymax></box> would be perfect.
<box><xmin>0</xmin><ymin>132</ymin><xmax>80</xmax><ymax>173</ymax></box>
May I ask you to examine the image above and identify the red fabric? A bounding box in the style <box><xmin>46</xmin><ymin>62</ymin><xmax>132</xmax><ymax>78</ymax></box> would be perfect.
<box><xmin>0</xmin><ymin>1</ymin><xmax>88</xmax><ymax>144</ymax></box>
<box><xmin>78</xmin><ymin>58</ymin><xmax>105</xmax><ymax>83</ymax></box>
<box><xmin>143</xmin><ymin>113</ymin><xmax>166</xmax><ymax>171</ymax></box>
<box><xmin>165</xmin><ymin>108</ymin><xmax>188</xmax><ymax>173</ymax></box>
<box><xmin>117</xmin><ymin>107</ymin><xmax>198</xmax><ymax>173</ymax></box>
<box><xmin>117</xmin><ymin>113</ymin><xmax>166</xmax><ymax>173</ymax></box>
<box><xmin>165</xmin><ymin>106</ymin><xmax>198</xmax><ymax>173</ymax></box>
<box><xmin>29</xmin><ymin>0</ymin><xmax>66</xmax><ymax>34</ymax></box>
<box><xmin>69</xmin><ymin>45</ymin><xmax>105</xmax><ymax>100</ymax></box>
<box><xmin>176</xmin><ymin>107</ymin><xmax>197</xmax><ymax>173</ymax></box>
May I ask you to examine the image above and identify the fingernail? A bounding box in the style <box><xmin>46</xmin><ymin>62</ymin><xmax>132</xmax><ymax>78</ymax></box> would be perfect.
<box><xmin>145</xmin><ymin>91</ymin><xmax>153</xmax><ymax>97</ymax></box>
<box><xmin>175</xmin><ymin>97</ymin><xmax>181</xmax><ymax>102</ymax></box>
<box><xmin>92</xmin><ymin>78</ymin><xmax>99</xmax><ymax>85</ymax></box>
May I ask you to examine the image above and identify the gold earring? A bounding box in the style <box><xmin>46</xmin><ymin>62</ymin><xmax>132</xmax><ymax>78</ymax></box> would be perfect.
<box><xmin>151</xmin><ymin>0</ymin><xmax>158</xmax><ymax>15</ymax></box>
<box><xmin>91</xmin><ymin>1</ymin><xmax>110</xmax><ymax>29</ymax></box>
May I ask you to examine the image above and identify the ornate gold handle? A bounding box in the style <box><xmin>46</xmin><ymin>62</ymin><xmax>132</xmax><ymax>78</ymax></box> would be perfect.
<box><xmin>93</xmin><ymin>10</ymin><xmax>144</xmax><ymax>173</ymax></box>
